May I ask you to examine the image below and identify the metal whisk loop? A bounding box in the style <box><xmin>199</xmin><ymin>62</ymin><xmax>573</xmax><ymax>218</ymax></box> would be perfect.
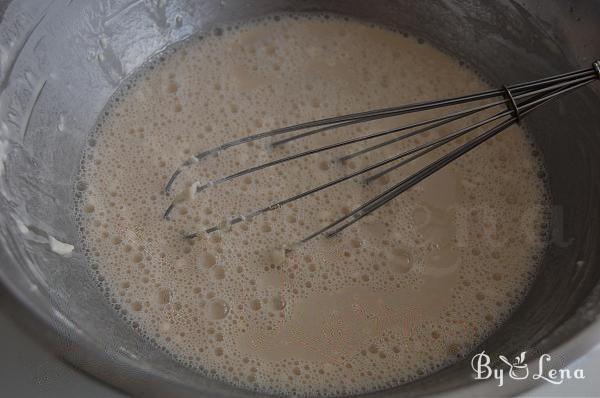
<box><xmin>503</xmin><ymin>86</ymin><xmax>521</xmax><ymax>123</ymax></box>
<box><xmin>166</xmin><ymin>61</ymin><xmax>599</xmax><ymax>243</ymax></box>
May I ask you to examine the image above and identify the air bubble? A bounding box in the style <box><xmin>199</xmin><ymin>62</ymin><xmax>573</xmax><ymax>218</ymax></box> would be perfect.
<box><xmin>199</xmin><ymin>252</ymin><xmax>216</xmax><ymax>267</ymax></box>
<box><xmin>207</xmin><ymin>299</ymin><xmax>229</xmax><ymax>320</ymax></box>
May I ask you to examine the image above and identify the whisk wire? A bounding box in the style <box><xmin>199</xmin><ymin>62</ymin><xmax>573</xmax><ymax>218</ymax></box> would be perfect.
<box><xmin>182</xmin><ymin>107</ymin><xmax>509</xmax><ymax>239</ymax></box>
<box><xmin>163</xmin><ymin>90</ymin><xmax>509</xmax><ymax>194</ymax></box>
<box><xmin>318</xmin><ymin>75</ymin><xmax>597</xmax><ymax>239</ymax></box>
<box><xmin>165</xmin><ymin>98</ymin><xmax>508</xmax><ymax>220</ymax></box>
<box><xmin>165</xmin><ymin>62</ymin><xmax>599</xmax><ymax>243</ymax></box>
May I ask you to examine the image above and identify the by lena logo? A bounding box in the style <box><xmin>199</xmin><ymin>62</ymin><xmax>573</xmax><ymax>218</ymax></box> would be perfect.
<box><xmin>471</xmin><ymin>351</ymin><xmax>585</xmax><ymax>387</ymax></box>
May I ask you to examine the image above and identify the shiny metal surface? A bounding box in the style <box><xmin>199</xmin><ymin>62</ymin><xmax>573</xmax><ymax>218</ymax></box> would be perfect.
<box><xmin>0</xmin><ymin>1</ymin><xmax>599</xmax><ymax>397</ymax></box>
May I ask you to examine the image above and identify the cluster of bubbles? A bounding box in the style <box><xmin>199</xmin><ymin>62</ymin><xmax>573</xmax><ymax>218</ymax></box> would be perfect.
<box><xmin>74</xmin><ymin>14</ymin><xmax>550</xmax><ymax>397</ymax></box>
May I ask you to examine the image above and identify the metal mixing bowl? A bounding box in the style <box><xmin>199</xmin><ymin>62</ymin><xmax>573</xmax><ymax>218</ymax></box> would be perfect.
<box><xmin>0</xmin><ymin>1</ymin><xmax>599</xmax><ymax>397</ymax></box>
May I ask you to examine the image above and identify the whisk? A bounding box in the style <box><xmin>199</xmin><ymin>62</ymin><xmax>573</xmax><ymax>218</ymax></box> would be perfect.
<box><xmin>164</xmin><ymin>60</ymin><xmax>600</xmax><ymax>244</ymax></box>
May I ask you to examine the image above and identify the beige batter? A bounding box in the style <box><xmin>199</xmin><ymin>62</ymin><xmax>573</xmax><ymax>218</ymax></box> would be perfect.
<box><xmin>76</xmin><ymin>15</ymin><xmax>549</xmax><ymax>397</ymax></box>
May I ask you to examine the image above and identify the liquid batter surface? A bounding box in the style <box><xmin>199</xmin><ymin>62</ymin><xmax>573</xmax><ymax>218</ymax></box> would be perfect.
<box><xmin>76</xmin><ymin>15</ymin><xmax>549</xmax><ymax>397</ymax></box>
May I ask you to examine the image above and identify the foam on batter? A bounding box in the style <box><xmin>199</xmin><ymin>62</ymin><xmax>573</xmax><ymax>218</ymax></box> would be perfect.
<box><xmin>75</xmin><ymin>14</ymin><xmax>550</xmax><ymax>397</ymax></box>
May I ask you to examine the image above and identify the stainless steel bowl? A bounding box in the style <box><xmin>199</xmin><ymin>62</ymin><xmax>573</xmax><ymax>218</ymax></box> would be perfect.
<box><xmin>0</xmin><ymin>1</ymin><xmax>599</xmax><ymax>397</ymax></box>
